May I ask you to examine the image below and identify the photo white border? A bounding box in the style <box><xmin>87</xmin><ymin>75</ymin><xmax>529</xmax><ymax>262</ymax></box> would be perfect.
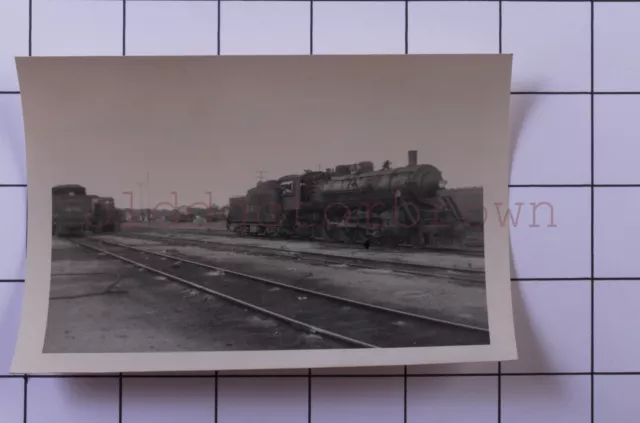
<box><xmin>11</xmin><ymin>54</ymin><xmax>517</xmax><ymax>374</ymax></box>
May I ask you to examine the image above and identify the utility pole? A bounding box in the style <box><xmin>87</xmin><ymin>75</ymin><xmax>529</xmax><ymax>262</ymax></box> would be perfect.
<box><xmin>136</xmin><ymin>181</ymin><xmax>144</xmax><ymax>221</ymax></box>
<box><xmin>256</xmin><ymin>170</ymin><xmax>267</xmax><ymax>182</ymax></box>
<box><xmin>146</xmin><ymin>172</ymin><xmax>151</xmax><ymax>225</ymax></box>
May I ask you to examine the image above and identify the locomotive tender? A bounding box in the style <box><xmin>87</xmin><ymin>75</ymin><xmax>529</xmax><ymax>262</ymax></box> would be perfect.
<box><xmin>226</xmin><ymin>150</ymin><xmax>478</xmax><ymax>247</ymax></box>
<box><xmin>52</xmin><ymin>184</ymin><xmax>121</xmax><ymax>236</ymax></box>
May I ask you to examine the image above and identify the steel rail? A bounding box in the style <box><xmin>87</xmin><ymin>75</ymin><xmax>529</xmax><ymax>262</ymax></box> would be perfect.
<box><xmin>71</xmin><ymin>238</ymin><xmax>378</xmax><ymax>349</ymax></box>
<box><xmin>90</xmin><ymin>237</ymin><xmax>489</xmax><ymax>333</ymax></box>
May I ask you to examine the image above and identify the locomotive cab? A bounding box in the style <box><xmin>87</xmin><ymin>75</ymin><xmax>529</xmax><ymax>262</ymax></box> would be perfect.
<box><xmin>277</xmin><ymin>175</ymin><xmax>300</xmax><ymax>212</ymax></box>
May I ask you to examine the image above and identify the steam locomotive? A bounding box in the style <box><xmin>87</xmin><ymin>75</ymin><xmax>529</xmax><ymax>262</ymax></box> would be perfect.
<box><xmin>226</xmin><ymin>151</ymin><xmax>480</xmax><ymax>247</ymax></box>
<box><xmin>52</xmin><ymin>184</ymin><xmax>121</xmax><ymax>236</ymax></box>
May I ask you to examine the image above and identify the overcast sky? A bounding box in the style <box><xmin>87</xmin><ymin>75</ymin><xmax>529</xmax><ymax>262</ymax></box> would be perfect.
<box><xmin>19</xmin><ymin>55</ymin><xmax>509</xmax><ymax>210</ymax></box>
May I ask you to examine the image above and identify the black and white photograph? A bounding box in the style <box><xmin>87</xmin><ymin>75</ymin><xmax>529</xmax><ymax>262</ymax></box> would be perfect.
<box><xmin>12</xmin><ymin>54</ymin><xmax>516</xmax><ymax>373</ymax></box>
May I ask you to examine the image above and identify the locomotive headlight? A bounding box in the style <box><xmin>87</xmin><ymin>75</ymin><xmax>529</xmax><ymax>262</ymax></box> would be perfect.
<box><xmin>438</xmin><ymin>179</ymin><xmax>448</xmax><ymax>189</ymax></box>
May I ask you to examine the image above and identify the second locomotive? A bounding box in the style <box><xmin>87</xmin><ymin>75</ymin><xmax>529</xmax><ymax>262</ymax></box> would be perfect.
<box><xmin>226</xmin><ymin>150</ymin><xmax>482</xmax><ymax>248</ymax></box>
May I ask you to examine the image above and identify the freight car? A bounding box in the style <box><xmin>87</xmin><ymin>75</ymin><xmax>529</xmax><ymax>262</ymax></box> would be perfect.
<box><xmin>226</xmin><ymin>150</ymin><xmax>476</xmax><ymax>247</ymax></box>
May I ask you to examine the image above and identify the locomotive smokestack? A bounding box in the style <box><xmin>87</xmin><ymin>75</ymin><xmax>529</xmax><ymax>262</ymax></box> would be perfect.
<box><xmin>408</xmin><ymin>150</ymin><xmax>417</xmax><ymax>166</ymax></box>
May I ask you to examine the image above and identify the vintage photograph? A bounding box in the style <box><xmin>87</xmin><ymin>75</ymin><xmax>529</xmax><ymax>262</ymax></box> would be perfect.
<box><xmin>13</xmin><ymin>54</ymin><xmax>516</xmax><ymax>373</ymax></box>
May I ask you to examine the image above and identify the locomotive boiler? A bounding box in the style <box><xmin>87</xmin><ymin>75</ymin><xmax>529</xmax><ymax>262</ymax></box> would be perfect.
<box><xmin>226</xmin><ymin>150</ymin><xmax>472</xmax><ymax>247</ymax></box>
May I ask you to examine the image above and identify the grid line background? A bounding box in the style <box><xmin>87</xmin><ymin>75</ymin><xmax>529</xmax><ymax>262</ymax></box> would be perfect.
<box><xmin>1</xmin><ymin>0</ymin><xmax>639</xmax><ymax>422</ymax></box>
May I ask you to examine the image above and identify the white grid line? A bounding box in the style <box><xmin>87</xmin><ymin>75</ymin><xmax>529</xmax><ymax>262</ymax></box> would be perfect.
<box><xmin>2</xmin><ymin>0</ymin><xmax>639</xmax><ymax>422</ymax></box>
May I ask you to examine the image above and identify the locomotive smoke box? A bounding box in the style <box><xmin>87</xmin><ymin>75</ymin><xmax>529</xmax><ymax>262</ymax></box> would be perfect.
<box><xmin>13</xmin><ymin>54</ymin><xmax>517</xmax><ymax>374</ymax></box>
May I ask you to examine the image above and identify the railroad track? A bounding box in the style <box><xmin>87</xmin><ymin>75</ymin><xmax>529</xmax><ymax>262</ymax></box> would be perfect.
<box><xmin>71</xmin><ymin>237</ymin><xmax>490</xmax><ymax>349</ymax></box>
<box><xmin>108</xmin><ymin>232</ymin><xmax>485</xmax><ymax>283</ymax></box>
<box><xmin>126</xmin><ymin>225</ymin><xmax>485</xmax><ymax>258</ymax></box>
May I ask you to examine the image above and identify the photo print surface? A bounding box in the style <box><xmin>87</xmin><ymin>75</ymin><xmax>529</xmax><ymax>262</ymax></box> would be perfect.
<box><xmin>12</xmin><ymin>54</ymin><xmax>517</xmax><ymax>373</ymax></box>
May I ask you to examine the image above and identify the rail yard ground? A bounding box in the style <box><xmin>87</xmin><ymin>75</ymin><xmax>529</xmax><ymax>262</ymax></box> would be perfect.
<box><xmin>44</xmin><ymin>225</ymin><xmax>489</xmax><ymax>354</ymax></box>
<box><xmin>123</xmin><ymin>221</ymin><xmax>486</xmax><ymax>271</ymax></box>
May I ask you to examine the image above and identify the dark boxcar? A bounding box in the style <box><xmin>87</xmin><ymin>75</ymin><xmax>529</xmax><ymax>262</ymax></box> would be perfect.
<box><xmin>436</xmin><ymin>186</ymin><xmax>484</xmax><ymax>247</ymax></box>
<box><xmin>437</xmin><ymin>186</ymin><xmax>484</xmax><ymax>226</ymax></box>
